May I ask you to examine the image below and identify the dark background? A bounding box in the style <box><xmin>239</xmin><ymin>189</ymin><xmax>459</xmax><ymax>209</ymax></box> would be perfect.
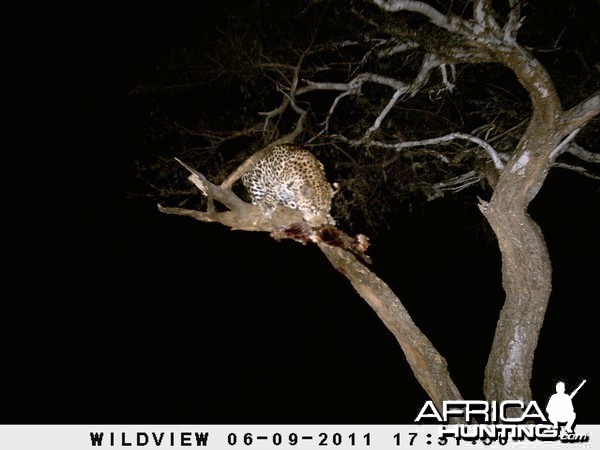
<box><xmin>4</xmin><ymin>1</ymin><xmax>599</xmax><ymax>423</ymax></box>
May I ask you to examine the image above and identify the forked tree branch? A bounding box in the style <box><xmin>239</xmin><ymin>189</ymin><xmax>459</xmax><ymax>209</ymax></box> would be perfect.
<box><xmin>549</xmin><ymin>129</ymin><xmax>581</xmax><ymax>161</ymax></box>
<box><xmin>372</xmin><ymin>0</ymin><xmax>469</xmax><ymax>34</ymax></box>
<box><xmin>159</xmin><ymin>0</ymin><xmax>598</xmax><ymax>414</ymax></box>
<box><xmin>221</xmin><ymin>47</ymin><xmax>311</xmax><ymax>190</ymax></box>
<box><xmin>566</xmin><ymin>143</ymin><xmax>600</xmax><ymax>164</ymax></box>
<box><xmin>369</xmin><ymin>0</ymin><xmax>597</xmax><ymax>407</ymax></box>
<box><xmin>163</xmin><ymin>156</ymin><xmax>463</xmax><ymax>409</ymax></box>
<box><xmin>561</xmin><ymin>91</ymin><xmax>600</xmax><ymax>133</ymax></box>
<box><xmin>337</xmin><ymin>132</ymin><xmax>505</xmax><ymax>170</ymax></box>
<box><xmin>503</xmin><ymin>0</ymin><xmax>524</xmax><ymax>43</ymax></box>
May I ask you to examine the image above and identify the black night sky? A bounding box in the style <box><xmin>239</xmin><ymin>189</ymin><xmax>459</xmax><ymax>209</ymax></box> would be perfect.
<box><xmin>4</xmin><ymin>1</ymin><xmax>599</xmax><ymax>424</ymax></box>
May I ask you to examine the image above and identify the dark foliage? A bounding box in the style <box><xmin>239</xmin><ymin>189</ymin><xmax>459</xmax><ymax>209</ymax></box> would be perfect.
<box><xmin>131</xmin><ymin>0</ymin><xmax>599</xmax><ymax>232</ymax></box>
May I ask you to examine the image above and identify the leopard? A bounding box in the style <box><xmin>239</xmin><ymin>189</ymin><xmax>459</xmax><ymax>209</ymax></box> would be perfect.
<box><xmin>241</xmin><ymin>144</ymin><xmax>336</xmax><ymax>227</ymax></box>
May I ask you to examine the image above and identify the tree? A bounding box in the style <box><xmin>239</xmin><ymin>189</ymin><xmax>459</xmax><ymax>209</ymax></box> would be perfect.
<box><xmin>142</xmin><ymin>0</ymin><xmax>599</xmax><ymax>413</ymax></box>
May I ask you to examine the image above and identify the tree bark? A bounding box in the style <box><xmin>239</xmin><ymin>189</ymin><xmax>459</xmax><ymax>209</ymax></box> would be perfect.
<box><xmin>479</xmin><ymin>40</ymin><xmax>600</xmax><ymax>403</ymax></box>
<box><xmin>478</xmin><ymin>117</ymin><xmax>559</xmax><ymax>403</ymax></box>
<box><xmin>319</xmin><ymin>244</ymin><xmax>463</xmax><ymax>411</ymax></box>
<box><xmin>162</xmin><ymin>0</ymin><xmax>600</xmax><ymax>412</ymax></box>
<box><xmin>160</xmin><ymin>164</ymin><xmax>465</xmax><ymax>411</ymax></box>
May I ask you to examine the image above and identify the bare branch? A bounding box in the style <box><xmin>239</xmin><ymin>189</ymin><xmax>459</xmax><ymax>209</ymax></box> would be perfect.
<box><xmin>473</xmin><ymin>0</ymin><xmax>501</xmax><ymax>32</ymax></box>
<box><xmin>552</xmin><ymin>163</ymin><xmax>600</xmax><ymax>180</ymax></box>
<box><xmin>257</xmin><ymin>62</ymin><xmax>297</xmax><ymax>71</ymax></box>
<box><xmin>365</xmin><ymin>89</ymin><xmax>404</xmax><ymax>138</ymax></box>
<box><xmin>164</xmin><ymin>160</ymin><xmax>373</xmax><ymax>262</ymax></box>
<box><xmin>549</xmin><ymin>128</ymin><xmax>581</xmax><ymax>161</ymax></box>
<box><xmin>222</xmin><ymin>45</ymin><xmax>312</xmax><ymax>190</ymax></box>
<box><xmin>220</xmin><ymin>109</ymin><xmax>307</xmax><ymax>190</ymax></box>
<box><xmin>372</xmin><ymin>0</ymin><xmax>470</xmax><ymax>34</ymax></box>
<box><xmin>561</xmin><ymin>91</ymin><xmax>600</xmax><ymax>133</ymax></box>
<box><xmin>473</xmin><ymin>0</ymin><xmax>488</xmax><ymax>27</ymax></box>
<box><xmin>338</xmin><ymin>132</ymin><xmax>504</xmax><ymax>170</ymax></box>
<box><xmin>168</xmin><ymin>159</ymin><xmax>305</xmax><ymax>231</ymax></box>
<box><xmin>153</xmin><ymin>0</ymin><xmax>599</xmax><ymax>414</ymax></box>
<box><xmin>433</xmin><ymin>170</ymin><xmax>483</xmax><ymax>193</ymax></box>
<box><xmin>485</xmin><ymin>120</ymin><xmax>528</xmax><ymax>145</ymax></box>
<box><xmin>377</xmin><ymin>41</ymin><xmax>419</xmax><ymax>58</ymax></box>
<box><xmin>299</xmin><ymin>71</ymin><xmax>414</xmax><ymax>141</ymax></box>
<box><xmin>350</xmin><ymin>53</ymin><xmax>445</xmax><ymax>141</ymax></box>
<box><xmin>439</xmin><ymin>64</ymin><xmax>455</xmax><ymax>92</ymax></box>
<box><xmin>273</xmin><ymin>109</ymin><xmax>308</xmax><ymax>145</ymax></box>
<box><xmin>175</xmin><ymin>157</ymin><xmax>213</xmax><ymax>209</ymax></box>
<box><xmin>158</xmin><ymin>205</ymin><xmax>216</xmax><ymax>222</ymax></box>
<box><xmin>358</xmin><ymin>39</ymin><xmax>391</xmax><ymax>64</ymax></box>
<box><xmin>224</xmin><ymin>107</ymin><xmax>307</xmax><ymax>190</ymax></box>
<box><xmin>309</xmin><ymin>90</ymin><xmax>355</xmax><ymax>141</ymax></box>
<box><xmin>181</xmin><ymin>124</ymin><xmax>264</xmax><ymax>150</ymax></box>
<box><xmin>565</xmin><ymin>143</ymin><xmax>600</xmax><ymax>164</ymax></box>
<box><xmin>298</xmin><ymin>72</ymin><xmax>408</xmax><ymax>95</ymax></box>
<box><xmin>175</xmin><ymin>158</ymin><xmax>246</xmax><ymax>211</ymax></box>
<box><xmin>503</xmin><ymin>0</ymin><xmax>523</xmax><ymax>43</ymax></box>
<box><xmin>259</xmin><ymin>97</ymin><xmax>290</xmax><ymax>133</ymax></box>
<box><xmin>410</xmin><ymin>53</ymin><xmax>443</xmax><ymax>96</ymax></box>
<box><xmin>319</xmin><ymin>244</ymin><xmax>464</xmax><ymax>411</ymax></box>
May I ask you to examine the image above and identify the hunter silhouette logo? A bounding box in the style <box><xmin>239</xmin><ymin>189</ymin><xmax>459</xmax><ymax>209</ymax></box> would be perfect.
<box><xmin>546</xmin><ymin>380</ymin><xmax>586</xmax><ymax>434</ymax></box>
<box><xmin>415</xmin><ymin>378</ymin><xmax>590</xmax><ymax>444</ymax></box>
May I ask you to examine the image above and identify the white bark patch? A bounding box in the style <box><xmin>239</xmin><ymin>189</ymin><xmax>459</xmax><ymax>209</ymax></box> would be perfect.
<box><xmin>534</xmin><ymin>81</ymin><xmax>549</xmax><ymax>98</ymax></box>
<box><xmin>474</xmin><ymin>1</ymin><xmax>485</xmax><ymax>25</ymax></box>
<box><xmin>511</xmin><ymin>150</ymin><xmax>530</xmax><ymax>175</ymax></box>
<box><xmin>503</xmin><ymin>325</ymin><xmax>524</xmax><ymax>390</ymax></box>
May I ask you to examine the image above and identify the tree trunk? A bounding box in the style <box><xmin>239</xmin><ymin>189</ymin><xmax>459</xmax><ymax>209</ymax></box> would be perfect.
<box><xmin>367</xmin><ymin>0</ymin><xmax>600</xmax><ymax>408</ymax></box>
<box><xmin>479</xmin><ymin>116</ymin><xmax>560</xmax><ymax>404</ymax></box>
